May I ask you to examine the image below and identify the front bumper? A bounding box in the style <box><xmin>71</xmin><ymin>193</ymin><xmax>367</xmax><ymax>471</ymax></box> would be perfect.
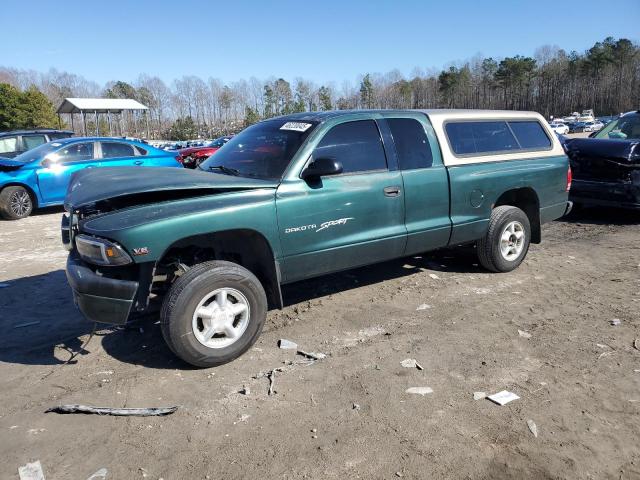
<box><xmin>66</xmin><ymin>252</ymin><xmax>139</xmax><ymax>324</ymax></box>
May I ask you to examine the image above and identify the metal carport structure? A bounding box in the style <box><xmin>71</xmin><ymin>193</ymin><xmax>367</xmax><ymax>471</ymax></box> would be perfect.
<box><xmin>56</xmin><ymin>98</ymin><xmax>149</xmax><ymax>138</ymax></box>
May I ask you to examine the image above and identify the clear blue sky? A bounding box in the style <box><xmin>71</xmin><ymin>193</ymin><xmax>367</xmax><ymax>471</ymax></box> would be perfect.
<box><xmin>2</xmin><ymin>0</ymin><xmax>638</xmax><ymax>86</ymax></box>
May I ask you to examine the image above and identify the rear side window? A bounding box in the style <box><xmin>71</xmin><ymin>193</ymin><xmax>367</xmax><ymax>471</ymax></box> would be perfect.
<box><xmin>102</xmin><ymin>142</ymin><xmax>136</xmax><ymax>158</ymax></box>
<box><xmin>0</xmin><ymin>136</ymin><xmax>17</xmax><ymax>154</ymax></box>
<box><xmin>314</xmin><ymin>120</ymin><xmax>387</xmax><ymax>174</ymax></box>
<box><xmin>23</xmin><ymin>135</ymin><xmax>47</xmax><ymax>150</ymax></box>
<box><xmin>446</xmin><ymin>121</ymin><xmax>519</xmax><ymax>155</ymax></box>
<box><xmin>134</xmin><ymin>145</ymin><xmax>147</xmax><ymax>155</ymax></box>
<box><xmin>387</xmin><ymin>118</ymin><xmax>433</xmax><ymax>169</ymax></box>
<box><xmin>508</xmin><ymin>121</ymin><xmax>551</xmax><ymax>149</ymax></box>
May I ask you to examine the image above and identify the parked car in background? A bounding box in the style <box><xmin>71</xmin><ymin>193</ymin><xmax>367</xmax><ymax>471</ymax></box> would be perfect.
<box><xmin>549</xmin><ymin>122</ymin><xmax>569</xmax><ymax>135</ymax></box>
<box><xmin>61</xmin><ymin>109</ymin><xmax>571</xmax><ymax>367</ymax></box>
<box><xmin>0</xmin><ymin>129</ymin><xmax>74</xmax><ymax>158</ymax></box>
<box><xmin>582</xmin><ymin>122</ymin><xmax>597</xmax><ymax>132</ymax></box>
<box><xmin>564</xmin><ymin>110</ymin><xmax>640</xmax><ymax>209</ymax></box>
<box><xmin>0</xmin><ymin>137</ymin><xmax>182</xmax><ymax>219</ymax></box>
<box><xmin>568</xmin><ymin>122</ymin><xmax>587</xmax><ymax>133</ymax></box>
<box><xmin>591</xmin><ymin>120</ymin><xmax>605</xmax><ymax>131</ymax></box>
<box><xmin>177</xmin><ymin>136</ymin><xmax>232</xmax><ymax>168</ymax></box>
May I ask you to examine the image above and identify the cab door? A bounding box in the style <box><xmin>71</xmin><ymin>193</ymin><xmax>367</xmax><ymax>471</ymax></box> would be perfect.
<box><xmin>383</xmin><ymin>116</ymin><xmax>452</xmax><ymax>255</ymax></box>
<box><xmin>276</xmin><ymin>119</ymin><xmax>407</xmax><ymax>283</ymax></box>
<box><xmin>36</xmin><ymin>141</ymin><xmax>98</xmax><ymax>204</ymax></box>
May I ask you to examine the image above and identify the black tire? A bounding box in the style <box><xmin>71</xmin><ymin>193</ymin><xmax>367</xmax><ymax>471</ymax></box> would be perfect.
<box><xmin>477</xmin><ymin>206</ymin><xmax>531</xmax><ymax>273</ymax></box>
<box><xmin>0</xmin><ymin>186</ymin><xmax>33</xmax><ymax>220</ymax></box>
<box><xmin>160</xmin><ymin>260</ymin><xmax>267</xmax><ymax>368</ymax></box>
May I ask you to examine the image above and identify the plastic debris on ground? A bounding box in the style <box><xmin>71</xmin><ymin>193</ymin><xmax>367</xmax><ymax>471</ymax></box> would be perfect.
<box><xmin>518</xmin><ymin>329</ymin><xmax>532</xmax><ymax>339</ymax></box>
<box><xmin>487</xmin><ymin>390</ymin><xmax>520</xmax><ymax>405</ymax></box>
<box><xmin>610</xmin><ymin>318</ymin><xmax>621</xmax><ymax>326</ymax></box>
<box><xmin>278</xmin><ymin>339</ymin><xmax>298</xmax><ymax>349</ymax></box>
<box><xmin>473</xmin><ymin>391</ymin><xmax>487</xmax><ymax>400</ymax></box>
<box><xmin>416</xmin><ymin>304</ymin><xmax>431</xmax><ymax>311</ymax></box>
<box><xmin>527</xmin><ymin>419</ymin><xmax>538</xmax><ymax>438</ymax></box>
<box><xmin>296</xmin><ymin>350</ymin><xmax>326</xmax><ymax>361</ymax></box>
<box><xmin>45</xmin><ymin>404</ymin><xmax>178</xmax><ymax>416</ymax></box>
<box><xmin>400</xmin><ymin>358</ymin><xmax>424</xmax><ymax>370</ymax></box>
<box><xmin>18</xmin><ymin>460</ymin><xmax>45</xmax><ymax>480</ymax></box>
<box><xmin>86</xmin><ymin>468</ymin><xmax>108</xmax><ymax>480</ymax></box>
<box><xmin>428</xmin><ymin>273</ymin><xmax>440</xmax><ymax>280</ymax></box>
<box><xmin>405</xmin><ymin>387</ymin><xmax>433</xmax><ymax>396</ymax></box>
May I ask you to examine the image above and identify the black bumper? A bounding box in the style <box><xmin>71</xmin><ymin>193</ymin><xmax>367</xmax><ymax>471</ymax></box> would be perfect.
<box><xmin>66</xmin><ymin>252</ymin><xmax>139</xmax><ymax>324</ymax></box>
<box><xmin>570</xmin><ymin>179</ymin><xmax>640</xmax><ymax>209</ymax></box>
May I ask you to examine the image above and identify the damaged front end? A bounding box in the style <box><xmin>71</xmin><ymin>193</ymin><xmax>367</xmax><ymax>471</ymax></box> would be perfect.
<box><xmin>565</xmin><ymin>138</ymin><xmax>640</xmax><ymax>209</ymax></box>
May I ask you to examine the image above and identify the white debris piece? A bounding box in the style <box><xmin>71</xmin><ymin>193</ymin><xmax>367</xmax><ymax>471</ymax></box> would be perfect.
<box><xmin>86</xmin><ymin>468</ymin><xmax>108</xmax><ymax>480</ymax></box>
<box><xmin>527</xmin><ymin>419</ymin><xmax>538</xmax><ymax>438</ymax></box>
<box><xmin>405</xmin><ymin>387</ymin><xmax>433</xmax><ymax>396</ymax></box>
<box><xmin>610</xmin><ymin>318</ymin><xmax>621</xmax><ymax>326</ymax></box>
<box><xmin>400</xmin><ymin>358</ymin><xmax>424</xmax><ymax>370</ymax></box>
<box><xmin>416</xmin><ymin>304</ymin><xmax>432</xmax><ymax>311</ymax></box>
<box><xmin>18</xmin><ymin>461</ymin><xmax>45</xmax><ymax>480</ymax></box>
<box><xmin>278</xmin><ymin>339</ymin><xmax>298</xmax><ymax>349</ymax></box>
<box><xmin>518</xmin><ymin>329</ymin><xmax>532</xmax><ymax>339</ymax></box>
<box><xmin>487</xmin><ymin>390</ymin><xmax>520</xmax><ymax>406</ymax></box>
<box><xmin>428</xmin><ymin>273</ymin><xmax>440</xmax><ymax>280</ymax></box>
<box><xmin>473</xmin><ymin>391</ymin><xmax>487</xmax><ymax>400</ymax></box>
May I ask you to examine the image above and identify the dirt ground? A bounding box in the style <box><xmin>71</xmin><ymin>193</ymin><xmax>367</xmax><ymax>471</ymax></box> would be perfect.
<box><xmin>1</xmin><ymin>203</ymin><xmax>639</xmax><ymax>480</ymax></box>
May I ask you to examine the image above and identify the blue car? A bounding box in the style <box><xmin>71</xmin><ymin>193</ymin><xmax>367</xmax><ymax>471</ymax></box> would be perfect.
<box><xmin>0</xmin><ymin>137</ymin><xmax>183</xmax><ymax>219</ymax></box>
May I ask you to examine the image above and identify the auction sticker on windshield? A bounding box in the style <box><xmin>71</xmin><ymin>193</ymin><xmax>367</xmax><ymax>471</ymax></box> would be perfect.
<box><xmin>280</xmin><ymin>122</ymin><xmax>312</xmax><ymax>132</ymax></box>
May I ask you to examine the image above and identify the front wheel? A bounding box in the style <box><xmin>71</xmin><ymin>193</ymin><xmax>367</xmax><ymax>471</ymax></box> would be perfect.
<box><xmin>160</xmin><ymin>260</ymin><xmax>267</xmax><ymax>367</ymax></box>
<box><xmin>477</xmin><ymin>206</ymin><xmax>531</xmax><ymax>272</ymax></box>
<box><xmin>0</xmin><ymin>186</ymin><xmax>33</xmax><ymax>220</ymax></box>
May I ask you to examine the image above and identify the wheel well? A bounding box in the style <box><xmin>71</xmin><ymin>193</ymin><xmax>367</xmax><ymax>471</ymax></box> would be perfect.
<box><xmin>494</xmin><ymin>188</ymin><xmax>541</xmax><ymax>243</ymax></box>
<box><xmin>156</xmin><ymin>230</ymin><xmax>283</xmax><ymax>309</ymax></box>
<box><xmin>0</xmin><ymin>183</ymin><xmax>38</xmax><ymax>208</ymax></box>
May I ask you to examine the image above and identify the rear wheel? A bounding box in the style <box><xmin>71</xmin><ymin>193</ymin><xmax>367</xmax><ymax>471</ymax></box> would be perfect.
<box><xmin>160</xmin><ymin>260</ymin><xmax>267</xmax><ymax>367</ymax></box>
<box><xmin>0</xmin><ymin>186</ymin><xmax>33</xmax><ymax>220</ymax></box>
<box><xmin>477</xmin><ymin>206</ymin><xmax>531</xmax><ymax>272</ymax></box>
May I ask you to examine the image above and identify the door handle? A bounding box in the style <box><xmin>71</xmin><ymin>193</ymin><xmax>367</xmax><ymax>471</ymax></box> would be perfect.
<box><xmin>383</xmin><ymin>186</ymin><xmax>401</xmax><ymax>197</ymax></box>
<box><xmin>134</xmin><ymin>160</ymin><xmax>144</xmax><ymax>166</ymax></box>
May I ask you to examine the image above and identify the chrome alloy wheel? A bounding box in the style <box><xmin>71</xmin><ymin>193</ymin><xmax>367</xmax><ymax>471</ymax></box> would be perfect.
<box><xmin>191</xmin><ymin>288</ymin><xmax>250</xmax><ymax>348</ymax></box>
<box><xmin>10</xmin><ymin>190</ymin><xmax>31</xmax><ymax>217</ymax></box>
<box><xmin>499</xmin><ymin>220</ymin><xmax>525</xmax><ymax>261</ymax></box>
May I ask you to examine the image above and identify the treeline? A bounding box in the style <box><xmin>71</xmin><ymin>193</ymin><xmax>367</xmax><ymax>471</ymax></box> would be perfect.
<box><xmin>0</xmin><ymin>36</ymin><xmax>638</xmax><ymax>140</ymax></box>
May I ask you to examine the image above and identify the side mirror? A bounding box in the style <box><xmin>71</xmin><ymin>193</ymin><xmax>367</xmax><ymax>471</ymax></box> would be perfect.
<box><xmin>301</xmin><ymin>158</ymin><xmax>343</xmax><ymax>180</ymax></box>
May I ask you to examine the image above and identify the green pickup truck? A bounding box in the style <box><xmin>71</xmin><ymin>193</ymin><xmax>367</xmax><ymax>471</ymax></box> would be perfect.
<box><xmin>62</xmin><ymin>109</ymin><xmax>572</xmax><ymax>367</ymax></box>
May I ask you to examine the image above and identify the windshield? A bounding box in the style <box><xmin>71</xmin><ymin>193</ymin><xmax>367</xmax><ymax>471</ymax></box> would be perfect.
<box><xmin>199</xmin><ymin>119</ymin><xmax>318</xmax><ymax>179</ymax></box>
<box><xmin>594</xmin><ymin>114</ymin><xmax>640</xmax><ymax>140</ymax></box>
<box><xmin>13</xmin><ymin>141</ymin><xmax>64</xmax><ymax>163</ymax></box>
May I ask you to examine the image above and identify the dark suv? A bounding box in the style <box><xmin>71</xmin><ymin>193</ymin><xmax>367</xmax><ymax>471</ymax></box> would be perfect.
<box><xmin>0</xmin><ymin>129</ymin><xmax>74</xmax><ymax>158</ymax></box>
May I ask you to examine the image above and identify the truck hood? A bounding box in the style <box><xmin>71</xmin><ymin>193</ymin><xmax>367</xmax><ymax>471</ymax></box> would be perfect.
<box><xmin>564</xmin><ymin>138</ymin><xmax>640</xmax><ymax>164</ymax></box>
<box><xmin>65</xmin><ymin>166</ymin><xmax>279</xmax><ymax>209</ymax></box>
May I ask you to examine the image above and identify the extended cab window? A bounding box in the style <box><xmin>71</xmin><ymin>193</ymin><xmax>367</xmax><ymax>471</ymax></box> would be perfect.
<box><xmin>387</xmin><ymin>118</ymin><xmax>433</xmax><ymax>169</ymax></box>
<box><xmin>446</xmin><ymin>121</ymin><xmax>519</xmax><ymax>155</ymax></box>
<box><xmin>102</xmin><ymin>142</ymin><xmax>136</xmax><ymax>158</ymax></box>
<box><xmin>314</xmin><ymin>120</ymin><xmax>386</xmax><ymax>174</ymax></box>
<box><xmin>508</xmin><ymin>121</ymin><xmax>551</xmax><ymax>149</ymax></box>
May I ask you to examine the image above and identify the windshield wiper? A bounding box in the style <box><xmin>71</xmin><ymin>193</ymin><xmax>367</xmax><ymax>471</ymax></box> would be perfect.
<box><xmin>207</xmin><ymin>165</ymin><xmax>240</xmax><ymax>176</ymax></box>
